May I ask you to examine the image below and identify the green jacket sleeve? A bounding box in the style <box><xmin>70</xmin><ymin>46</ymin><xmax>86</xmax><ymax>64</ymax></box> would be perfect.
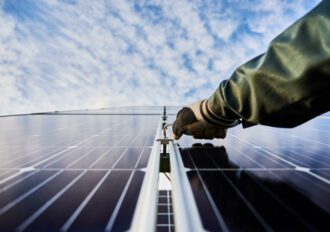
<box><xmin>207</xmin><ymin>0</ymin><xmax>330</xmax><ymax>128</ymax></box>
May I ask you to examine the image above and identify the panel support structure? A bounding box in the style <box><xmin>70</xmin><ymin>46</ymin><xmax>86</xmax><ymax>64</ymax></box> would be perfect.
<box><xmin>169</xmin><ymin>141</ymin><xmax>205</xmax><ymax>232</ymax></box>
<box><xmin>129</xmin><ymin>118</ymin><xmax>162</xmax><ymax>232</ymax></box>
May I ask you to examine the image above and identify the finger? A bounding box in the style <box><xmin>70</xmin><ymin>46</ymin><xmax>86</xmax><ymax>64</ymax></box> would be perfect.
<box><xmin>173</xmin><ymin>133</ymin><xmax>179</xmax><ymax>140</ymax></box>
<box><xmin>172</xmin><ymin>107</ymin><xmax>198</xmax><ymax>139</ymax></box>
<box><xmin>172</xmin><ymin>118</ymin><xmax>180</xmax><ymax>136</ymax></box>
<box><xmin>172</xmin><ymin>118</ymin><xmax>186</xmax><ymax>139</ymax></box>
<box><xmin>193</xmin><ymin>134</ymin><xmax>203</xmax><ymax>139</ymax></box>
<box><xmin>215</xmin><ymin>128</ymin><xmax>227</xmax><ymax>138</ymax></box>
<box><xmin>192</xmin><ymin>127</ymin><xmax>205</xmax><ymax>139</ymax></box>
<box><xmin>204</xmin><ymin>127</ymin><xmax>216</xmax><ymax>139</ymax></box>
<box><xmin>185</xmin><ymin>121</ymin><xmax>205</xmax><ymax>135</ymax></box>
<box><xmin>173</xmin><ymin>127</ymin><xmax>185</xmax><ymax>140</ymax></box>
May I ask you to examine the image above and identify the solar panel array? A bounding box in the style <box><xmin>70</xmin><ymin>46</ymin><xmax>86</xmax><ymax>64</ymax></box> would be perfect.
<box><xmin>177</xmin><ymin>113</ymin><xmax>330</xmax><ymax>231</ymax></box>
<box><xmin>1</xmin><ymin>107</ymin><xmax>329</xmax><ymax>231</ymax></box>
<box><xmin>0</xmin><ymin>113</ymin><xmax>159</xmax><ymax>231</ymax></box>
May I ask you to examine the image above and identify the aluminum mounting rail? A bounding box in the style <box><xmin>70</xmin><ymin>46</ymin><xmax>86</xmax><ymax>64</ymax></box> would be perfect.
<box><xmin>129</xmin><ymin>117</ymin><xmax>162</xmax><ymax>232</ymax></box>
<box><xmin>169</xmin><ymin>140</ymin><xmax>205</xmax><ymax>232</ymax></box>
<box><xmin>130</xmin><ymin>112</ymin><xmax>205</xmax><ymax>232</ymax></box>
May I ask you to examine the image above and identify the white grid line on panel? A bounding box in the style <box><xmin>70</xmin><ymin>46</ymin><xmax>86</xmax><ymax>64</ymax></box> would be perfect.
<box><xmin>0</xmin><ymin>171</ymin><xmax>63</xmax><ymax>216</ymax></box>
<box><xmin>17</xmin><ymin>170</ymin><xmax>87</xmax><ymax>231</ymax></box>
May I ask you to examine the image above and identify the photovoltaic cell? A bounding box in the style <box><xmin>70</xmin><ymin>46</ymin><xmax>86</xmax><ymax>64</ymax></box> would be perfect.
<box><xmin>24</xmin><ymin>170</ymin><xmax>106</xmax><ymax>232</ymax></box>
<box><xmin>66</xmin><ymin>170</ymin><xmax>131</xmax><ymax>231</ymax></box>
<box><xmin>177</xmin><ymin>114</ymin><xmax>330</xmax><ymax>231</ymax></box>
<box><xmin>156</xmin><ymin>190</ymin><xmax>175</xmax><ymax>232</ymax></box>
<box><xmin>111</xmin><ymin>171</ymin><xmax>145</xmax><ymax>231</ymax></box>
<box><xmin>0</xmin><ymin>112</ymin><xmax>160</xmax><ymax>231</ymax></box>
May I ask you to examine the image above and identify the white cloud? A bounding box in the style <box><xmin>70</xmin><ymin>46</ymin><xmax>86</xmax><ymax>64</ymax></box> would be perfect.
<box><xmin>0</xmin><ymin>0</ymin><xmax>321</xmax><ymax>115</ymax></box>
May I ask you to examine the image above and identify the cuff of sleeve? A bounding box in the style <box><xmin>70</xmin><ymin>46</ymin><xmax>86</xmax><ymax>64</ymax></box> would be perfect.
<box><xmin>200</xmin><ymin>100</ymin><xmax>240</xmax><ymax>128</ymax></box>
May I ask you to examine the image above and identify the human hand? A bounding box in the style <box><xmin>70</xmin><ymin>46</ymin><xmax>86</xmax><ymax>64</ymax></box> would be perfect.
<box><xmin>173</xmin><ymin>100</ymin><xmax>239</xmax><ymax>139</ymax></box>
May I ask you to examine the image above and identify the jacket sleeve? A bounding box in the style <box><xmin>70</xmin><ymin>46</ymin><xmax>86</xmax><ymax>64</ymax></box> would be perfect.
<box><xmin>206</xmin><ymin>0</ymin><xmax>330</xmax><ymax>128</ymax></box>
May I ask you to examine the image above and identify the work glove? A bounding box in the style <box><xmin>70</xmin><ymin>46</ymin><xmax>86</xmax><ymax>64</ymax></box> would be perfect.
<box><xmin>172</xmin><ymin>100</ymin><xmax>240</xmax><ymax>140</ymax></box>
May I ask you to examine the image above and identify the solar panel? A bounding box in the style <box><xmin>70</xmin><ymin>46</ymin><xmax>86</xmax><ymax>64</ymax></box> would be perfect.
<box><xmin>176</xmin><ymin>113</ymin><xmax>330</xmax><ymax>231</ymax></box>
<box><xmin>0</xmin><ymin>113</ymin><xmax>159</xmax><ymax>231</ymax></box>
<box><xmin>41</xmin><ymin>106</ymin><xmax>179</xmax><ymax>115</ymax></box>
<box><xmin>0</xmin><ymin>108</ymin><xmax>329</xmax><ymax>231</ymax></box>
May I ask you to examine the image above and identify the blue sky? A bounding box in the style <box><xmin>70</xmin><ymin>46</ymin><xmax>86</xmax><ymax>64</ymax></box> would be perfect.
<box><xmin>0</xmin><ymin>0</ymin><xmax>321</xmax><ymax>115</ymax></box>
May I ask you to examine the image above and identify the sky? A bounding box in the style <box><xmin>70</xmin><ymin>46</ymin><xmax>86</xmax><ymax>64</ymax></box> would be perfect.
<box><xmin>0</xmin><ymin>0</ymin><xmax>321</xmax><ymax>115</ymax></box>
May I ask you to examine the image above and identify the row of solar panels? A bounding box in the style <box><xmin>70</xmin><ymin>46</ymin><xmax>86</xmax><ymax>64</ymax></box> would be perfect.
<box><xmin>0</xmin><ymin>109</ymin><xmax>329</xmax><ymax>231</ymax></box>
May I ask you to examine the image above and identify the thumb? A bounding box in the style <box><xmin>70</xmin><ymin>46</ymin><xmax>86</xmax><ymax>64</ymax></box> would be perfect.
<box><xmin>173</xmin><ymin>127</ymin><xmax>186</xmax><ymax>140</ymax></box>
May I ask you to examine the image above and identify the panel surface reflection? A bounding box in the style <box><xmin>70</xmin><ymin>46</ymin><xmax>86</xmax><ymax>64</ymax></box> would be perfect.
<box><xmin>176</xmin><ymin>114</ymin><xmax>330</xmax><ymax>231</ymax></box>
<box><xmin>0</xmin><ymin>112</ymin><xmax>159</xmax><ymax>231</ymax></box>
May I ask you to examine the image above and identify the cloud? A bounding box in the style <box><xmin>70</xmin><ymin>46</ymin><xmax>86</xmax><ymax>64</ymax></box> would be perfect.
<box><xmin>0</xmin><ymin>0</ymin><xmax>321</xmax><ymax>115</ymax></box>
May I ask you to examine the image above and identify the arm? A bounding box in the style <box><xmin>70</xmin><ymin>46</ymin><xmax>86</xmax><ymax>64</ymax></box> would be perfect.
<box><xmin>207</xmin><ymin>0</ymin><xmax>330</xmax><ymax>128</ymax></box>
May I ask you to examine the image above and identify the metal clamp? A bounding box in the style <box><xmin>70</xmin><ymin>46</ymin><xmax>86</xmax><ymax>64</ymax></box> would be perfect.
<box><xmin>157</xmin><ymin>107</ymin><xmax>173</xmax><ymax>157</ymax></box>
<box><xmin>157</xmin><ymin>107</ymin><xmax>173</xmax><ymax>172</ymax></box>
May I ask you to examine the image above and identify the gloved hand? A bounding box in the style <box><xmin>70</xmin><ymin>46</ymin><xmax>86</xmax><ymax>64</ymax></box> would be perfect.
<box><xmin>172</xmin><ymin>100</ymin><xmax>240</xmax><ymax>140</ymax></box>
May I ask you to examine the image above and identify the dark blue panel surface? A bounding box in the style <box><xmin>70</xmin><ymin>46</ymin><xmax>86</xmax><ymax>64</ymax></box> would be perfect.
<box><xmin>0</xmin><ymin>111</ymin><xmax>160</xmax><ymax>231</ymax></box>
<box><xmin>0</xmin><ymin>114</ymin><xmax>158</xmax><ymax>170</ymax></box>
<box><xmin>156</xmin><ymin>190</ymin><xmax>174</xmax><ymax>232</ymax></box>
<box><xmin>179</xmin><ymin>114</ymin><xmax>330</xmax><ymax>168</ymax></box>
<box><xmin>177</xmin><ymin>114</ymin><xmax>330</xmax><ymax>231</ymax></box>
